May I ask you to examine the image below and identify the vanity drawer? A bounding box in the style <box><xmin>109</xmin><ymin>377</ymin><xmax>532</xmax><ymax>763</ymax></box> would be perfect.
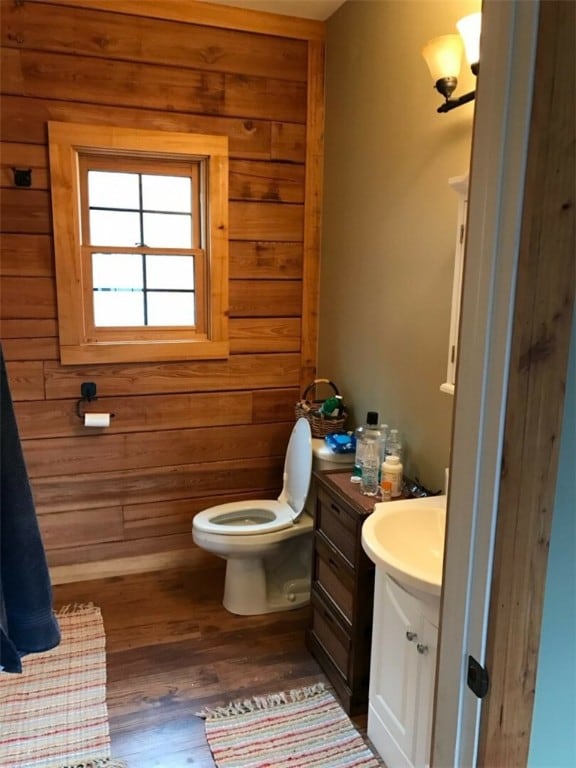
<box><xmin>307</xmin><ymin>470</ymin><xmax>375</xmax><ymax>715</ymax></box>
<box><xmin>310</xmin><ymin>589</ymin><xmax>351</xmax><ymax>680</ymax></box>
<box><xmin>316</xmin><ymin>486</ymin><xmax>358</xmax><ymax>565</ymax></box>
<box><xmin>314</xmin><ymin>533</ymin><xmax>354</xmax><ymax>623</ymax></box>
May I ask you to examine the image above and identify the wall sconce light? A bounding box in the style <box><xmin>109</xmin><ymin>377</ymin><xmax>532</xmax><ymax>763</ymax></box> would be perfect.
<box><xmin>422</xmin><ymin>12</ymin><xmax>481</xmax><ymax>113</ymax></box>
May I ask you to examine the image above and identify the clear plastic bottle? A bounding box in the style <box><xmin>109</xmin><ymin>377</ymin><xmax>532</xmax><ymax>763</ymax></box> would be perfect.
<box><xmin>361</xmin><ymin>437</ymin><xmax>380</xmax><ymax>496</ymax></box>
<box><xmin>381</xmin><ymin>454</ymin><xmax>403</xmax><ymax>497</ymax></box>
<box><xmin>351</xmin><ymin>411</ymin><xmax>380</xmax><ymax>483</ymax></box>
<box><xmin>378</xmin><ymin>423</ymin><xmax>389</xmax><ymax>478</ymax></box>
<box><xmin>386</xmin><ymin>428</ymin><xmax>403</xmax><ymax>461</ymax></box>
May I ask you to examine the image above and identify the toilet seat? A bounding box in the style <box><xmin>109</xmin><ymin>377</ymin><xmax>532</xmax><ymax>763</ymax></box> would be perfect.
<box><xmin>193</xmin><ymin>418</ymin><xmax>312</xmax><ymax>536</ymax></box>
<box><xmin>193</xmin><ymin>499</ymin><xmax>296</xmax><ymax>535</ymax></box>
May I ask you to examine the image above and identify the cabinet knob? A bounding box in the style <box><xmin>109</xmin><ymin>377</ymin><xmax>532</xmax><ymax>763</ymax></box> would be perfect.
<box><xmin>406</xmin><ymin>630</ymin><xmax>418</xmax><ymax>642</ymax></box>
<box><xmin>417</xmin><ymin>643</ymin><xmax>429</xmax><ymax>655</ymax></box>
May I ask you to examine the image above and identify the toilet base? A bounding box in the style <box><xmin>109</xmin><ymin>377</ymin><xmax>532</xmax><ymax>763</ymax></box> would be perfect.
<box><xmin>222</xmin><ymin>540</ymin><xmax>312</xmax><ymax>616</ymax></box>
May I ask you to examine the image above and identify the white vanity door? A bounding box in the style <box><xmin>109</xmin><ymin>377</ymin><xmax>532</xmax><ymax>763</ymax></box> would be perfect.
<box><xmin>368</xmin><ymin>572</ymin><xmax>423</xmax><ymax>768</ymax></box>
<box><xmin>413</xmin><ymin>613</ymin><xmax>439</xmax><ymax>768</ymax></box>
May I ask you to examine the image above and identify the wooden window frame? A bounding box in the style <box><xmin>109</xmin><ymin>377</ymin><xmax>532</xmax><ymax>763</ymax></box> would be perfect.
<box><xmin>48</xmin><ymin>122</ymin><xmax>229</xmax><ymax>365</ymax></box>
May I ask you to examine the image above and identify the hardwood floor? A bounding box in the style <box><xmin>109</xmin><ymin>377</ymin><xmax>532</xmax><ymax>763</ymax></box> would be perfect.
<box><xmin>53</xmin><ymin>565</ymin><xmax>368</xmax><ymax>767</ymax></box>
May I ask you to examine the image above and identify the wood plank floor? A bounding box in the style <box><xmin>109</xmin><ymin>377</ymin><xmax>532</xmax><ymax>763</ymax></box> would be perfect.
<box><xmin>53</xmin><ymin>566</ymin><xmax>369</xmax><ymax>767</ymax></box>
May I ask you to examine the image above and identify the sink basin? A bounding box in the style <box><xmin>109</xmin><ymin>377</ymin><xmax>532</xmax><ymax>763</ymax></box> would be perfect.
<box><xmin>361</xmin><ymin>495</ymin><xmax>447</xmax><ymax>603</ymax></box>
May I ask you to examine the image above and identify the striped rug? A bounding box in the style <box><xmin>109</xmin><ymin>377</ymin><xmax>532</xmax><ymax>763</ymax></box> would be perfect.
<box><xmin>0</xmin><ymin>603</ymin><xmax>126</xmax><ymax>768</ymax></box>
<box><xmin>198</xmin><ymin>683</ymin><xmax>383</xmax><ymax>767</ymax></box>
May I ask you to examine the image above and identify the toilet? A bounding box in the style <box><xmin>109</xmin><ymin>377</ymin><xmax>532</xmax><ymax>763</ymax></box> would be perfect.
<box><xmin>192</xmin><ymin>418</ymin><xmax>315</xmax><ymax>616</ymax></box>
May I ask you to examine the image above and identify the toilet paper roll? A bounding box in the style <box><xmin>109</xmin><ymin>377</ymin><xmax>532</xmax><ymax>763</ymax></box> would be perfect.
<box><xmin>84</xmin><ymin>412</ymin><xmax>111</xmax><ymax>428</ymax></box>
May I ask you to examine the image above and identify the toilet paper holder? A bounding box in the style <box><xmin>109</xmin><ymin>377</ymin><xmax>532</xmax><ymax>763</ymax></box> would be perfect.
<box><xmin>76</xmin><ymin>382</ymin><xmax>115</xmax><ymax>421</ymax></box>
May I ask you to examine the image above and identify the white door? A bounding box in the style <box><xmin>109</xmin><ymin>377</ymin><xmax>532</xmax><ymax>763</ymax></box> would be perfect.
<box><xmin>432</xmin><ymin>2</ymin><xmax>540</xmax><ymax>766</ymax></box>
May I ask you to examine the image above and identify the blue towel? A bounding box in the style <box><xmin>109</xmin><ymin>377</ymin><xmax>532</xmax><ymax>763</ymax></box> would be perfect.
<box><xmin>1</xmin><ymin>345</ymin><xmax>60</xmax><ymax>672</ymax></box>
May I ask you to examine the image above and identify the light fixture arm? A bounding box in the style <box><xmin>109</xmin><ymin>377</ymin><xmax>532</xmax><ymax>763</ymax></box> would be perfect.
<box><xmin>437</xmin><ymin>89</ymin><xmax>476</xmax><ymax>113</ymax></box>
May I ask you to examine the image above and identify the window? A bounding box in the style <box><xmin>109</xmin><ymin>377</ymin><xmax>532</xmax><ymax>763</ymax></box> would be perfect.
<box><xmin>48</xmin><ymin>122</ymin><xmax>229</xmax><ymax>364</ymax></box>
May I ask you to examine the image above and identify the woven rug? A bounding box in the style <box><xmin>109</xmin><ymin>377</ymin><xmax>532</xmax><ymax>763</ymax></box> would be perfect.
<box><xmin>0</xmin><ymin>603</ymin><xmax>127</xmax><ymax>768</ymax></box>
<box><xmin>198</xmin><ymin>683</ymin><xmax>382</xmax><ymax>767</ymax></box>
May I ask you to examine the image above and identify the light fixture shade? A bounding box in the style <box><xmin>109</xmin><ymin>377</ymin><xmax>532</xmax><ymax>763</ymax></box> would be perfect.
<box><xmin>457</xmin><ymin>12</ymin><xmax>482</xmax><ymax>67</ymax></box>
<box><xmin>422</xmin><ymin>34</ymin><xmax>463</xmax><ymax>82</ymax></box>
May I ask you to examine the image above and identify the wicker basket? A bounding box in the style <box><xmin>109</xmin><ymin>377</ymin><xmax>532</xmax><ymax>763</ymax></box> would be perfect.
<box><xmin>294</xmin><ymin>379</ymin><xmax>348</xmax><ymax>438</ymax></box>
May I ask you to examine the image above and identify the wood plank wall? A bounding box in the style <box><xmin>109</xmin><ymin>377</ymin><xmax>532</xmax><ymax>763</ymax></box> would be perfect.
<box><xmin>0</xmin><ymin>0</ymin><xmax>325</xmax><ymax>577</ymax></box>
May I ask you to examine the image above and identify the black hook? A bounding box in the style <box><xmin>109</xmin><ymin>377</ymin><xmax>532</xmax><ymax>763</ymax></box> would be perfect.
<box><xmin>76</xmin><ymin>382</ymin><xmax>98</xmax><ymax>420</ymax></box>
<box><xmin>12</xmin><ymin>168</ymin><xmax>32</xmax><ymax>188</ymax></box>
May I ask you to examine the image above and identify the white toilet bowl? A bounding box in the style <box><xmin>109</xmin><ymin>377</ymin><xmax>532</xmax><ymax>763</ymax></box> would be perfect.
<box><xmin>192</xmin><ymin>418</ymin><xmax>314</xmax><ymax>615</ymax></box>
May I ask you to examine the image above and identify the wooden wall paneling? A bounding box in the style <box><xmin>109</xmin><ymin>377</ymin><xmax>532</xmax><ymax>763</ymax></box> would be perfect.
<box><xmin>44</xmin><ymin>0</ymin><xmax>326</xmax><ymax>42</ymax></box>
<box><xmin>0</xmin><ymin>276</ymin><xmax>56</xmax><ymax>318</ymax></box>
<box><xmin>38</xmin><ymin>506</ymin><xmax>124</xmax><ymax>549</ymax></box>
<box><xmin>271</xmin><ymin>122</ymin><xmax>306</xmax><ymax>163</ymax></box>
<box><xmin>300</xmin><ymin>39</ymin><xmax>325</xmax><ymax>388</ymax></box>
<box><xmin>1</xmin><ymin>337</ymin><xmax>59</xmax><ymax>361</ymax></box>
<box><xmin>229</xmin><ymin>241</ymin><xmax>302</xmax><ymax>279</ymax></box>
<box><xmin>43</xmin><ymin>353</ymin><xmax>301</xmax><ymax>398</ymax></box>
<box><xmin>1</xmin><ymin>48</ymin><xmax>307</xmax><ymax>124</ymax></box>
<box><xmin>32</xmin><ymin>457</ymin><xmax>285</xmax><ymax>513</ymax></box>
<box><xmin>223</xmin><ymin>72</ymin><xmax>306</xmax><ymax>123</ymax></box>
<box><xmin>0</xmin><ymin>0</ymin><xmax>325</xmax><ymax>572</ymax></box>
<box><xmin>251</xmin><ymin>387</ymin><xmax>300</xmax><ymax>423</ymax></box>
<box><xmin>14</xmin><ymin>391</ymin><xmax>255</xmax><ymax>439</ymax></box>
<box><xmin>46</xmin><ymin>531</ymin><xmax>198</xmax><ymax>567</ymax></box>
<box><xmin>0</xmin><ymin>2</ymin><xmax>309</xmax><ymax>82</ymax></box>
<box><xmin>229</xmin><ymin>202</ymin><xmax>303</xmax><ymax>241</ymax></box>
<box><xmin>0</xmin><ymin>142</ymin><xmax>49</xmax><ymax>189</ymax></box>
<box><xmin>0</xmin><ymin>188</ymin><xmax>51</xmax><ymax>233</ymax></box>
<box><xmin>23</xmin><ymin>422</ymin><xmax>293</xmax><ymax>478</ymax></box>
<box><xmin>229</xmin><ymin>280</ymin><xmax>302</xmax><ymax>317</ymax></box>
<box><xmin>0</xmin><ymin>234</ymin><xmax>54</xmax><ymax>277</ymax></box>
<box><xmin>0</xmin><ymin>47</ymin><xmax>222</xmax><ymax>115</ymax></box>
<box><xmin>0</xmin><ymin>95</ymin><xmax>273</xmax><ymax>159</ymax></box>
<box><xmin>5</xmin><ymin>360</ymin><xmax>45</xmax><ymax>400</ymax></box>
<box><xmin>0</xmin><ymin>319</ymin><xmax>58</xmax><ymax>338</ymax></box>
<box><xmin>122</xmin><ymin>492</ymin><xmax>259</xmax><ymax>539</ymax></box>
<box><xmin>229</xmin><ymin>160</ymin><xmax>305</xmax><ymax>203</ymax></box>
<box><xmin>229</xmin><ymin>318</ymin><xmax>301</xmax><ymax>353</ymax></box>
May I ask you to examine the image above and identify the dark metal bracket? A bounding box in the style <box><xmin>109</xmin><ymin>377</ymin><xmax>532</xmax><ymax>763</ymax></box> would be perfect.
<box><xmin>12</xmin><ymin>168</ymin><xmax>32</xmax><ymax>187</ymax></box>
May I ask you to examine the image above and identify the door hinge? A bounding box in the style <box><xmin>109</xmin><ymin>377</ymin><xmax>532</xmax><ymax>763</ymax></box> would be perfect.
<box><xmin>459</xmin><ymin>224</ymin><xmax>465</xmax><ymax>244</ymax></box>
<box><xmin>467</xmin><ymin>655</ymin><xmax>489</xmax><ymax>698</ymax></box>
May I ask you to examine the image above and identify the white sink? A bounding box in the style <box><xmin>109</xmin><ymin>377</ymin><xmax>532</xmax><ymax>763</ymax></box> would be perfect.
<box><xmin>361</xmin><ymin>495</ymin><xmax>447</xmax><ymax>604</ymax></box>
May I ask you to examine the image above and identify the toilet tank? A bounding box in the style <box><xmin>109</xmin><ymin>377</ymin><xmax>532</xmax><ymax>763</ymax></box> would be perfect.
<box><xmin>307</xmin><ymin>438</ymin><xmax>355</xmax><ymax>516</ymax></box>
<box><xmin>312</xmin><ymin>437</ymin><xmax>355</xmax><ymax>471</ymax></box>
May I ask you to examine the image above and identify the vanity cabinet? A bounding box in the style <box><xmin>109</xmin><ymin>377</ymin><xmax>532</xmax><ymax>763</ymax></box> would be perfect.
<box><xmin>367</xmin><ymin>571</ymin><xmax>439</xmax><ymax>768</ymax></box>
<box><xmin>306</xmin><ymin>470</ymin><xmax>375</xmax><ymax>715</ymax></box>
<box><xmin>441</xmin><ymin>173</ymin><xmax>469</xmax><ymax>395</ymax></box>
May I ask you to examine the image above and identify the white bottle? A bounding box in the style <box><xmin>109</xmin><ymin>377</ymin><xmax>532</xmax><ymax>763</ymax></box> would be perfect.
<box><xmin>381</xmin><ymin>454</ymin><xmax>403</xmax><ymax>497</ymax></box>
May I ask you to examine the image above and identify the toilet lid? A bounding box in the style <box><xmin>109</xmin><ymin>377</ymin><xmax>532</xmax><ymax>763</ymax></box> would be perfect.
<box><xmin>278</xmin><ymin>417</ymin><xmax>312</xmax><ymax>522</ymax></box>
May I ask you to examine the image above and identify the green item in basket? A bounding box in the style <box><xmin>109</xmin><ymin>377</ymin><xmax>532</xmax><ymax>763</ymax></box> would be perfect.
<box><xmin>320</xmin><ymin>395</ymin><xmax>343</xmax><ymax>417</ymax></box>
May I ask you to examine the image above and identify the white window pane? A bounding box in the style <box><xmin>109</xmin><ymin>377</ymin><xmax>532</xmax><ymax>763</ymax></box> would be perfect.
<box><xmin>143</xmin><ymin>213</ymin><xmax>192</xmax><ymax>248</ymax></box>
<box><xmin>147</xmin><ymin>292</ymin><xmax>195</xmax><ymax>326</ymax></box>
<box><xmin>93</xmin><ymin>291</ymin><xmax>144</xmax><ymax>326</ymax></box>
<box><xmin>89</xmin><ymin>210</ymin><xmax>141</xmax><ymax>246</ymax></box>
<box><xmin>92</xmin><ymin>253</ymin><xmax>143</xmax><ymax>289</ymax></box>
<box><xmin>142</xmin><ymin>175</ymin><xmax>191</xmax><ymax>213</ymax></box>
<box><xmin>88</xmin><ymin>171</ymin><xmax>139</xmax><ymax>209</ymax></box>
<box><xmin>146</xmin><ymin>255</ymin><xmax>194</xmax><ymax>290</ymax></box>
